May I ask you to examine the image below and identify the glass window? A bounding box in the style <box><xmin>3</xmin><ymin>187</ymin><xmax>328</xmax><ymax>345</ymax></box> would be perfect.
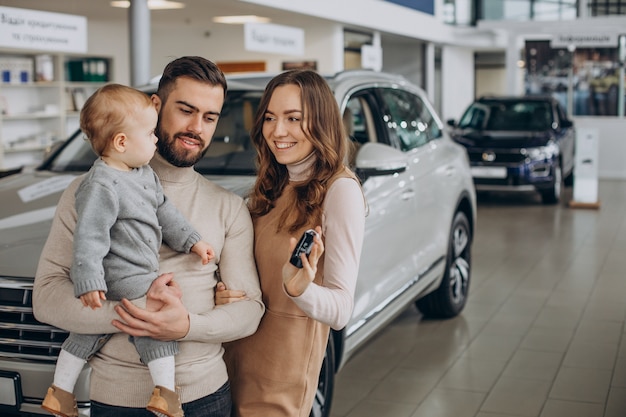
<box><xmin>379</xmin><ymin>88</ymin><xmax>441</xmax><ymax>151</ymax></box>
<box><xmin>588</xmin><ymin>0</ymin><xmax>626</xmax><ymax>16</ymax></box>
<box><xmin>480</xmin><ymin>0</ymin><xmax>577</xmax><ymax>21</ymax></box>
<box><xmin>524</xmin><ymin>39</ymin><xmax>625</xmax><ymax>117</ymax></box>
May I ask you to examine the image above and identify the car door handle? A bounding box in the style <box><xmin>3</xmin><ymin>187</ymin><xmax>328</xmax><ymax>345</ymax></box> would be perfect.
<box><xmin>444</xmin><ymin>166</ymin><xmax>455</xmax><ymax>176</ymax></box>
<box><xmin>401</xmin><ymin>189</ymin><xmax>415</xmax><ymax>200</ymax></box>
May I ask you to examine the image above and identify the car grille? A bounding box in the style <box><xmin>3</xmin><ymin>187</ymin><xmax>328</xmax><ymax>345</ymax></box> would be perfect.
<box><xmin>0</xmin><ymin>278</ymin><xmax>67</xmax><ymax>362</ymax></box>
<box><xmin>467</xmin><ymin>150</ymin><xmax>526</xmax><ymax>164</ymax></box>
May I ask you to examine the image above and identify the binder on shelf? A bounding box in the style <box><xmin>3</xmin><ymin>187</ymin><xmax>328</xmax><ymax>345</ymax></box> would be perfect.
<box><xmin>66</xmin><ymin>58</ymin><xmax>109</xmax><ymax>82</ymax></box>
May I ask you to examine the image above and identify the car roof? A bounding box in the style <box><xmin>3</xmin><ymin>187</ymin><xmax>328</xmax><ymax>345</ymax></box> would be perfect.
<box><xmin>137</xmin><ymin>69</ymin><xmax>413</xmax><ymax>95</ymax></box>
<box><xmin>476</xmin><ymin>95</ymin><xmax>555</xmax><ymax>103</ymax></box>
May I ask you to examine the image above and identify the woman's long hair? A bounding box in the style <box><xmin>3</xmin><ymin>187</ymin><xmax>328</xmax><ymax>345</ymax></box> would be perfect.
<box><xmin>248</xmin><ymin>70</ymin><xmax>348</xmax><ymax>233</ymax></box>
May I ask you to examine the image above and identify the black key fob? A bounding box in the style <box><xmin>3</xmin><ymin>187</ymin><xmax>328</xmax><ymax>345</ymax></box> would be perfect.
<box><xmin>289</xmin><ymin>229</ymin><xmax>318</xmax><ymax>268</ymax></box>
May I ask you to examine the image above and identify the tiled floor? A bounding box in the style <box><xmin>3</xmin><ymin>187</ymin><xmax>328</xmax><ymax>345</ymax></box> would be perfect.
<box><xmin>330</xmin><ymin>180</ymin><xmax>626</xmax><ymax>417</ymax></box>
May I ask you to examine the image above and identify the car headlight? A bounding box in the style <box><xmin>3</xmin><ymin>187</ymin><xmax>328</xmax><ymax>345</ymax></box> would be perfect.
<box><xmin>524</xmin><ymin>141</ymin><xmax>559</xmax><ymax>162</ymax></box>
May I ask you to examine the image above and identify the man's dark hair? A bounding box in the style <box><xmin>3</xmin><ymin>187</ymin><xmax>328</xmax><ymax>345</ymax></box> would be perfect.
<box><xmin>157</xmin><ymin>56</ymin><xmax>227</xmax><ymax>103</ymax></box>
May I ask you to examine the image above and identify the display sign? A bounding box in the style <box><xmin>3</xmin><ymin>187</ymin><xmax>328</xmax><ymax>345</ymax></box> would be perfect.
<box><xmin>571</xmin><ymin>128</ymin><xmax>600</xmax><ymax>208</ymax></box>
<box><xmin>361</xmin><ymin>44</ymin><xmax>383</xmax><ymax>72</ymax></box>
<box><xmin>244</xmin><ymin>22</ymin><xmax>304</xmax><ymax>56</ymax></box>
<box><xmin>0</xmin><ymin>6</ymin><xmax>87</xmax><ymax>53</ymax></box>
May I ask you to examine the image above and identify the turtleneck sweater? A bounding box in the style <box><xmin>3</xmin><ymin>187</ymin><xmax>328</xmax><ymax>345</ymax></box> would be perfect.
<box><xmin>224</xmin><ymin>155</ymin><xmax>365</xmax><ymax>417</ymax></box>
<box><xmin>283</xmin><ymin>153</ymin><xmax>366</xmax><ymax>330</ymax></box>
<box><xmin>34</xmin><ymin>152</ymin><xmax>264</xmax><ymax>407</ymax></box>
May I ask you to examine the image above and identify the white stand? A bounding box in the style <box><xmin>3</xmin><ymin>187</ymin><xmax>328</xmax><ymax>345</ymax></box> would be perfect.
<box><xmin>569</xmin><ymin>128</ymin><xmax>601</xmax><ymax>209</ymax></box>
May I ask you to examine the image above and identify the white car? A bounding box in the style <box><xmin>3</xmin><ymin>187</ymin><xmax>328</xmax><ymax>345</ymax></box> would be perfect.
<box><xmin>0</xmin><ymin>70</ymin><xmax>476</xmax><ymax>417</ymax></box>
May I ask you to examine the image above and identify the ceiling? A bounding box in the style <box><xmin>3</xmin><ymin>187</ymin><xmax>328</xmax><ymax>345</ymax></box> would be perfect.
<box><xmin>0</xmin><ymin>0</ymin><xmax>302</xmax><ymax>26</ymax></box>
<box><xmin>0</xmin><ymin>1</ymin><xmax>423</xmax><ymax>51</ymax></box>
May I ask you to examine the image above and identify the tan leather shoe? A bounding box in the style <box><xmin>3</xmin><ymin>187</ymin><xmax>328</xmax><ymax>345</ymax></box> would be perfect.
<box><xmin>147</xmin><ymin>386</ymin><xmax>184</xmax><ymax>417</ymax></box>
<box><xmin>41</xmin><ymin>385</ymin><xmax>78</xmax><ymax>417</ymax></box>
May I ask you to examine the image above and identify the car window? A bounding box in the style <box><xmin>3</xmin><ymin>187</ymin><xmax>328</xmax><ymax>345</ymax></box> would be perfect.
<box><xmin>49</xmin><ymin>90</ymin><xmax>262</xmax><ymax>176</ymax></box>
<box><xmin>482</xmin><ymin>100</ymin><xmax>552</xmax><ymax>131</ymax></box>
<box><xmin>458</xmin><ymin>103</ymin><xmax>490</xmax><ymax>130</ymax></box>
<box><xmin>343</xmin><ymin>93</ymin><xmax>379</xmax><ymax>166</ymax></box>
<box><xmin>378</xmin><ymin>88</ymin><xmax>441</xmax><ymax>152</ymax></box>
<box><xmin>193</xmin><ymin>91</ymin><xmax>261</xmax><ymax>175</ymax></box>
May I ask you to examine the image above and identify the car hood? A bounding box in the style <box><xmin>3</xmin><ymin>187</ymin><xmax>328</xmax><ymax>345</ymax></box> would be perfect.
<box><xmin>452</xmin><ymin>129</ymin><xmax>553</xmax><ymax>149</ymax></box>
<box><xmin>0</xmin><ymin>171</ymin><xmax>255</xmax><ymax>279</ymax></box>
<box><xmin>0</xmin><ymin>172</ymin><xmax>79</xmax><ymax>278</ymax></box>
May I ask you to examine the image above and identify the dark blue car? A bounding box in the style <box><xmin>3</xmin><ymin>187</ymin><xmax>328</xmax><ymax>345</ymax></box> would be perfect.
<box><xmin>448</xmin><ymin>96</ymin><xmax>575</xmax><ymax>204</ymax></box>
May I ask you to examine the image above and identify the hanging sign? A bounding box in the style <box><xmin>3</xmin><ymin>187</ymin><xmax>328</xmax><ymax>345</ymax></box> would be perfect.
<box><xmin>361</xmin><ymin>44</ymin><xmax>383</xmax><ymax>72</ymax></box>
<box><xmin>244</xmin><ymin>22</ymin><xmax>304</xmax><ymax>56</ymax></box>
<box><xmin>0</xmin><ymin>6</ymin><xmax>87</xmax><ymax>53</ymax></box>
<box><xmin>550</xmin><ymin>33</ymin><xmax>618</xmax><ymax>49</ymax></box>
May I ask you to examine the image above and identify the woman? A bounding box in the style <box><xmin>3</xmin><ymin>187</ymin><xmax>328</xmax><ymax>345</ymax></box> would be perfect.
<box><xmin>218</xmin><ymin>69</ymin><xmax>366</xmax><ymax>416</ymax></box>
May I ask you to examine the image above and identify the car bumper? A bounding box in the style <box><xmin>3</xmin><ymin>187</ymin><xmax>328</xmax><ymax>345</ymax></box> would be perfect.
<box><xmin>470</xmin><ymin>161</ymin><xmax>557</xmax><ymax>192</ymax></box>
<box><xmin>0</xmin><ymin>358</ymin><xmax>90</xmax><ymax>416</ymax></box>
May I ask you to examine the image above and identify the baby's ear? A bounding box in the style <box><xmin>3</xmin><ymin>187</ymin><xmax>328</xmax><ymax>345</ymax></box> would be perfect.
<box><xmin>111</xmin><ymin>132</ymin><xmax>127</xmax><ymax>153</ymax></box>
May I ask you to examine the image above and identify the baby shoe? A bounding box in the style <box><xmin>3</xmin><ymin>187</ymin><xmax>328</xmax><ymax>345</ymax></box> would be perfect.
<box><xmin>41</xmin><ymin>384</ymin><xmax>78</xmax><ymax>417</ymax></box>
<box><xmin>147</xmin><ymin>385</ymin><xmax>184</xmax><ymax>417</ymax></box>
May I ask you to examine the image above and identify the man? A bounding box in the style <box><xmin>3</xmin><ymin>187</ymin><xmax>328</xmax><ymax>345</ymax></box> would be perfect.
<box><xmin>33</xmin><ymin>56</ymin><xmax>264</xmax><ymax>417</ymax></box>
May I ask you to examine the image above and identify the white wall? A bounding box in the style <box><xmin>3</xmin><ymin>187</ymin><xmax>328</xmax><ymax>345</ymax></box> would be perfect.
<box><xmin>87</xmin><ymin>18</ymin><xmax>341</xmax><ymax>86</ymax></box>
<box><xmin>441</xmin><ymin>46</ymin><xmax>474</xmax><ymax>121</ymax></box>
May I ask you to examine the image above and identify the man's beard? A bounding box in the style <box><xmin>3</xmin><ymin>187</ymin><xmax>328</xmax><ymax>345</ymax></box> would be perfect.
<box><xmin>155</xmin><ymin>119</ymin><xmax>208</xmax><ymax>168</ymax></box>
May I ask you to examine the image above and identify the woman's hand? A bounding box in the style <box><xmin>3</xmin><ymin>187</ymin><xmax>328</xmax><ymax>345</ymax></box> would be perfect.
<box><xmin>111</xmin><ymin>272</ymin><xmax>189</xmax><ymax>341</ymax></box>
<box><xmin>283</xmin><ymin>226</ymin><xmax>324</xmax><ymax>297</ymax></box>
<box><xmin>215</xmin><ymin>281</ymin><xmax>248</xmax><ymax>305</ymax></box>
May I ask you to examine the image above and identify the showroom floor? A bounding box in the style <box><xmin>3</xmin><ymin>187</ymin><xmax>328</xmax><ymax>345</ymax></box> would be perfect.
<box><xmin>330</xmin><ymin>180</ymin><xmax>626</xmax><ymax>417</ymax></box>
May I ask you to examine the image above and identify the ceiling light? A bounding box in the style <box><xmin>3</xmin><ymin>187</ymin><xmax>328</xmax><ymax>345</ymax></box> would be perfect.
<box><xmin>110</xmin><ymin>1</ymin><xmax>186</xmax><ymax>10</ymax></box>
<box><xmin>212</xmin><ymin>15</ymin><xmax>271</xmax><ymax>24</ymax></box>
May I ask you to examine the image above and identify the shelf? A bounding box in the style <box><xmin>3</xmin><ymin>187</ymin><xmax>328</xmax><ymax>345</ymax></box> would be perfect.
<box><xmin>2</xmin><ymin>113</ymin><xmax>61</xmax><ymax>120</ymax></box>
<box><xmin>0</xmin><ymin>82</ymin><xmax>61</xmax><ymax>88</ymax></box>
<box><xmin>0</xmin><ymin>50</ymin><xmax>113</xmax><ymax>170</ymax></box>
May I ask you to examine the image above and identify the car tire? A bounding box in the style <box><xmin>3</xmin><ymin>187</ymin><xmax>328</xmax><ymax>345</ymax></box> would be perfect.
<box><xmin>564</xmin><ymin>170</ymin><xmax>574</xmax><ymax>187</ymax></box>
<box><xmin>540</xmin><ymin>163</ymin><xmax>562</xmax><ymax>204</ymax></box>
<box><xmin>310</xmin><ymin>335</ymin><xmax>335</xmax><ymax>417</ymax></box>
<box><xmin>416</xmin><ymin>211</ymin><xmax>471</xmax><ymax>319</ymax></box>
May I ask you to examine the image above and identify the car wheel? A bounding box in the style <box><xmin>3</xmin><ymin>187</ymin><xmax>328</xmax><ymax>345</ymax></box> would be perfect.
<box><xmin>564</xmin><ymin>169</ymin><xmax>574</xmax><ymax>187</ymax></box>
<box><xmin>540</xmin><ymin>163</ymin><xmax>562</xmax><ymax>204</ymax></box>
<box><xmin>416</xmin><ymin>211</ymin><xmax>471</xmax><ymax>319</ymax></box>
<box><xmin>310</xmin><ymin>335</ymin><xmax>335</xmax><ymax>417</ymax></box>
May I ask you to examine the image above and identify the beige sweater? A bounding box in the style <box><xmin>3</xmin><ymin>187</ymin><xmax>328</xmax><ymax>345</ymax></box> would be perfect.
<box><xmin>33</xmin><ymin>154</ymin><xmax>264</xmax><ymax>406</ymax></box>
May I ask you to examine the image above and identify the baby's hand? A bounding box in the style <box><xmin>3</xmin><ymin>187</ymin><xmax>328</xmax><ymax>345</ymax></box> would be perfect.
<box><xmin>80</xmin><ymin>290</ymin><xmax>106</xmax><ymax>309</ymax></box>
<box><xmin>192</xmin><ymin>240</ymin><xmax>215</xmax><ymax>265</ymax></box>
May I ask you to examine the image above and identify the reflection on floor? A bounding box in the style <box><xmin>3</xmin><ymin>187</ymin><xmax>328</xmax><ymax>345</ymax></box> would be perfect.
<box><xmin>330</xmin><ymin>180</ymin><xmax>626</xmax><ymax>417</ymax></box>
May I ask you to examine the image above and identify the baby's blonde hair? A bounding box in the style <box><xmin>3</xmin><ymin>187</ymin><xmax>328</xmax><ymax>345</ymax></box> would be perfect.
<box><xmin>79</xmin><ymin>83</ymin><xmax>153</xmax><ymax>156</ymax></box>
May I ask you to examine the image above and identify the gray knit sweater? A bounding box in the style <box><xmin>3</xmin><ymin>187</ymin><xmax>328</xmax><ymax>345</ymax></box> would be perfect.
<box><xmin>71</xmin><ymin>158</ymin><xmax>201</xmax><ymax>300</ymax></box>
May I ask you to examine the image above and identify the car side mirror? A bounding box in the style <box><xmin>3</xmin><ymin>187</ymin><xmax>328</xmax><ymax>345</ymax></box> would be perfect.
<box><xmin>560</xmin><ymin>119</ymin><xmax>573</xmax><ymax>129</ymax></box>
<box><xmin>447</xmin><ymin>119</ymin><xmax>456</xmax><ymax>127</ymax></box>
<box><xmin>354</xmin><ymin>143</ymin><xmax>407</xmax><ymax>182</ymax></box>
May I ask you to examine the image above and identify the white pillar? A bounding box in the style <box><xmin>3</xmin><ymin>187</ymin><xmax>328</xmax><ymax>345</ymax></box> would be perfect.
<box><xmin>505</xmin><ymin>34</ymin><xmax>521</xmax><ymax>95</ymax></box>
<box><xmin>425</xmin><ymin>42</ymin><xmax>436</xmax><ymax>104</ymax></box>
<box><xmin>129</xmin><ymin>0</ymin><xmax>151</xmax><ymax>87</ymax></box>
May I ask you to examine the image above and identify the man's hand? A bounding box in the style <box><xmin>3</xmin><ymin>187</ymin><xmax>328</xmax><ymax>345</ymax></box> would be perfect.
<box><xmin>79</xmin><ymin>290</ymin><xmax>106</xmax><ymax>309</ymax></box>
<box><xmin>111</xmin><ymin>272</ymin><xmax>189</xmax><ymax>341</ymax></box>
